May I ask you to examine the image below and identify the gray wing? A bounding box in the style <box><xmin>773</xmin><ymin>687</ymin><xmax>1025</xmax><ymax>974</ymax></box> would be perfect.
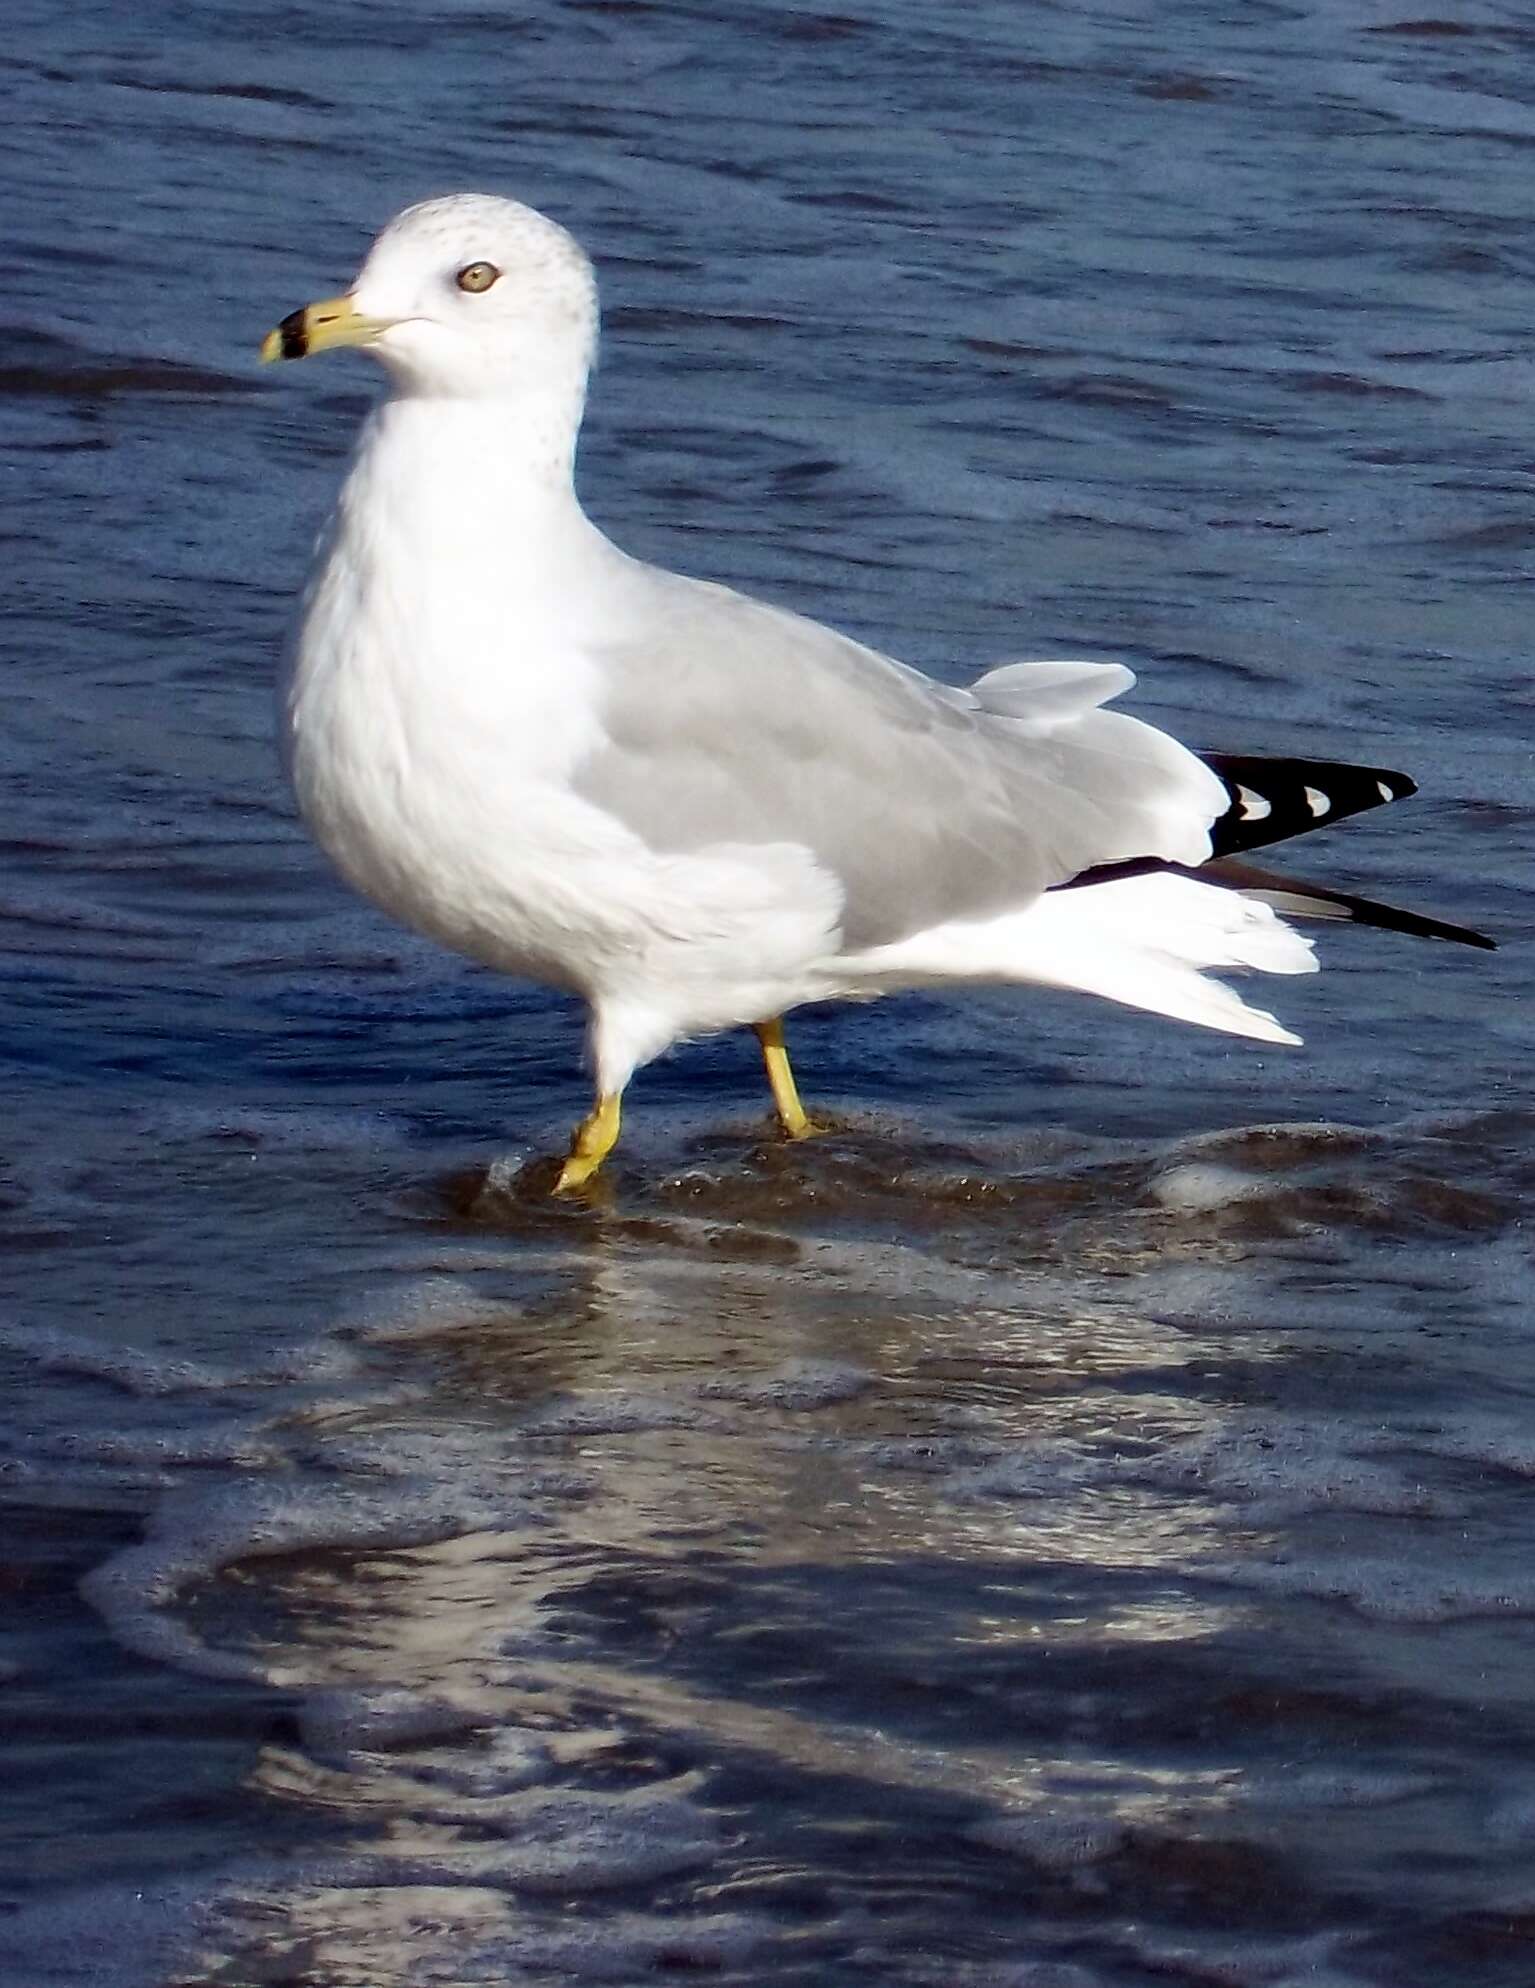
<box><xmin>574</xmin><ymin>570</ymin><xmax>1221</xmax><ymax>951</ymax></box>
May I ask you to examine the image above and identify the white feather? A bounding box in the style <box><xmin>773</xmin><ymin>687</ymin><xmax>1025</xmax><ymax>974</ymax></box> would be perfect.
<box><xmin>840</xmin><ymin>871</ymin><xmax>1316</xmax><ymax>1046</ymax></box>
<box><xmin>969</xmin><ymin>658</ymin><xmax>1137</xmax><ymax>732</ymax></box>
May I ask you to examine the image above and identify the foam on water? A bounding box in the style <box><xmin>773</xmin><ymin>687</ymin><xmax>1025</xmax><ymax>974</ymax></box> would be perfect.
<box><xmin>696</xmin><ymin>1355</ymin><xmax>874</xmax><ymax>1408</ymax></box>
<box><xmin>80</xmin><ymin>1474</ymin><xmax>544</xmax><ymax>1681</ymax></box>
<box><xmin>348</xmin><ymin>1273</ymin><xmax>525</xmax><ymax>1344</ymax></box>
<box><xmin>1217</xmin><ymin>1553</ymin><xmax>1535</xmax><ymax>1624</ymax></box>
<box><xmin>0</xmin><ymin>1319</ymin><xmax>238</xmax><ymax>1397</ymax></box>
<box><xmin>967</xmin><ymin>1807</ymin><xmax>1130</xmax><ymax>1872</ymax></box>
<box><xmin>299</xmin><ymin>1685</ymin><xmax>502</xmax><ymax>1759</ymax></box>
<box><xmin>1144</xmin><ymin>1419</ymin><xmax>1463</xmax><ymax>1518</ymax></box>
<box><xmin>269</xmin><ymin>1788</ymin><xmax>724</xmax><ymax>1892</ymax></box>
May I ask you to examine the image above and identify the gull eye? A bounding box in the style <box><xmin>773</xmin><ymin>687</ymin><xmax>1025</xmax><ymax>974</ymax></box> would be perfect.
<box><xmin>455</xmin><ymin>260</ymin><xmax>501</xmax><ymax>294</ymax></box>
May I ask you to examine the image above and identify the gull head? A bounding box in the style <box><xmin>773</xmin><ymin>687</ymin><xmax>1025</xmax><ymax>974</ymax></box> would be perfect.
<box><xmin>260</xmin><ymin>193</ymin><xmax>598</xmax><ymax>400</ymax></box>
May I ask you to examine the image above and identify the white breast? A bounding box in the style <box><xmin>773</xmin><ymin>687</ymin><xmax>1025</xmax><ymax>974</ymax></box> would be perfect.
<box><xmin>281</xmin><ymin>401</ymin><xmax>645</xmax><ymax>989</ymax></box>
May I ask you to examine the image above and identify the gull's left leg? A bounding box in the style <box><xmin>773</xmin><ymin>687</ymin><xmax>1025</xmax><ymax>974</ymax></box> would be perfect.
<box><xmin>754</xmin><ymin>1018</ymin><xmax>814</xmax><ymax>1139</ymax></box>
<box><xmin>553</xmin><ymin>1090</ymin><xmax>622</xmax><ymax>1195</ymax></box>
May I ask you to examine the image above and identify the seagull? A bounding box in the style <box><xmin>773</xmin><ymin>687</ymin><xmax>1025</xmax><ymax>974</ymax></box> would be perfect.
<box><xmin>261</xmin><ymin>194</ymin><xmax>1491</xmax><ymax>1193</ymax></box>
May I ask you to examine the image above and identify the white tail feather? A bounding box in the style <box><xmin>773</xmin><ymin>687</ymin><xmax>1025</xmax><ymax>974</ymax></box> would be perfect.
<box><xmin>841</xmin><ymin>871</ymin><xmax>1317</xmax><ymax>1045</ymax></box>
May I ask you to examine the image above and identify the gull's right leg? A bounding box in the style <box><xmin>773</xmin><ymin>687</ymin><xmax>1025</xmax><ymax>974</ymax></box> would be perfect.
<box><xmin>553</xmin><ymin>1090</ymin><xmax>622</xmax><ymax>1195</ymax></box>
<box><xmin>551</xmin><ymin>997</ymin><xmax>664</xmax><ymax>1197</ymax></box>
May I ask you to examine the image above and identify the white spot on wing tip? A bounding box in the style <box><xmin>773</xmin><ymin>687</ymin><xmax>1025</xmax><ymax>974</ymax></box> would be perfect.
<box><xmin>1304</xmin><ymin>786</ymin><xmax>1331</xmax><ymax>817</ymax></box>
<box><xmin>1236</xmin><ymin>784</ymin><xmax>1271</xmax><ymax>822</ymax></box>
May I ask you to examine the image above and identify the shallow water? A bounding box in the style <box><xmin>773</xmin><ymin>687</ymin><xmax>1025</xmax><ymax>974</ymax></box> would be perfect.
<box><xmin>3</xmin><ymin>1</ymin><xmax>1533</xmax><ymax>1982</ymax></box>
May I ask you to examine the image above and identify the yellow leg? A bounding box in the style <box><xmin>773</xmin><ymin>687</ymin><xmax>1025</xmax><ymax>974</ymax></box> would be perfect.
<box><xmin>553</xmin><ymin>1090</ymin><xmax>622</xmax><ymax>1195</ymax></box>
<box><xmin>754</xmin><ymin>1018</ymin><xmax>813</xmax><ymax>1139</ymax></box>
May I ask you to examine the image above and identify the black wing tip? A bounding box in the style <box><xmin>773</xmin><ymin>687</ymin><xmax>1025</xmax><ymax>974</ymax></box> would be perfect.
<box><xmin>1196</xmin><ymin>854</ymin><xmax>1497</xmax><ymax>950</ymax></box>
<box><xmin>1376</xmin><ymin>908</ymin><xmax>1496</xmax><ymax>950</ymax></box>
<box><xmin>1062</xmin><ymin>853</ymin><xmax>1499</xmax><ymax>952</ymax></box>
<box><xmin>1202</xmin><ymin>753</ymin><xmax>1420</xmax><ymax>860</ymax></box>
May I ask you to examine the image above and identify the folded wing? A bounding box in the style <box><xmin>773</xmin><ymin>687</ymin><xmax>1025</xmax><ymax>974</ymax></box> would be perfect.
<box><xmin>578</xmin><ymin>579</ymin><xmax>1229</xmax><ymax>950</ymax></box>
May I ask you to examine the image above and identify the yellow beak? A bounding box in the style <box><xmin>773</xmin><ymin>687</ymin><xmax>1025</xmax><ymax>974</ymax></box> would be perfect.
<box><xmin>259</xmin><ymin>293</ymin><xmax>389</xmax><ymax>364</ymax></box>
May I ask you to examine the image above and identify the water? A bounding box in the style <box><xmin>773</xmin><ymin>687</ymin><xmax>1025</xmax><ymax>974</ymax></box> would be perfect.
<box><xmin>2</xmin><ymin>1</ymin><xmax>1532</xmax><ymax>1981</ymax></box>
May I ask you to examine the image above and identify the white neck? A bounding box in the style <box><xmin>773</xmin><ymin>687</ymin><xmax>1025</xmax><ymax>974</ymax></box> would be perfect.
<box><xmin>293</xmin><ymin>375</ymin><xmax>626</xmax><ymax>733</ymax></box>
<box><xmin>350</xmin><ymin>378</ymin><xmax>592</xmax><ymax>541</ymax></box>
<box><xmin>285</xmin><ymin>367</ymin><xmax>624</xmax><ymax>813</ymax></box>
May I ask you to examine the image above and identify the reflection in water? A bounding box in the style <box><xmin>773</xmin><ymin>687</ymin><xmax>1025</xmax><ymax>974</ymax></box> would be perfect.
<box><xmin>12</xmin><ymin>1115</ymin><xmax>1523</xmax><ymax>1980</ymax></box>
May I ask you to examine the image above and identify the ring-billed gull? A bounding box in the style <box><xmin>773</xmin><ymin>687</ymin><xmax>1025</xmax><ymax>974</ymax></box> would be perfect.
<box><xmin>261</xmin><ymin>194</ymin><xmax>1491</xmax><ymax>1192</ymax></box>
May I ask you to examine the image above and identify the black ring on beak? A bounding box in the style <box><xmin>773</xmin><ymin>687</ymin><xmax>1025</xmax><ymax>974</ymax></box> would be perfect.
<box><xmin>276</xmin><ymin>308</ymin><xmax>310</xmax><ymax>360</ymax></box>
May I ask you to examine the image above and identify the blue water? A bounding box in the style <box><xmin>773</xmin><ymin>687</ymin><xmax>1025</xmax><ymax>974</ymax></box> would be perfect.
<box><xmin>2</xmin><ymin>3</ymin><xmax>1533</xmax><ymax>1982</ymax></box>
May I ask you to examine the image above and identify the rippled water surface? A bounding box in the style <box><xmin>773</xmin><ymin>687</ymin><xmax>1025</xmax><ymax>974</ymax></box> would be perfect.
<box><xmin>4</xmin><ymin>2</ymin><xmax>1534</xmax><ymax>1983</ymax></box>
